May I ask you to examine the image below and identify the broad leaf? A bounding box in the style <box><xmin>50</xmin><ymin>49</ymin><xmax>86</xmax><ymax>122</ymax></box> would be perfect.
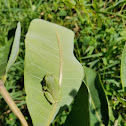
<box><xmin>64</xmin><ymin>83</ymin><xmax>90</xmax><ymax>126</ymax></box>
<box><xmin>24</xmin><ymin>19</ymin><xmax>84</xmax><ymax>126</ymax></box>
<box><xmin>121</xmin><ymin>43</ymin><xmax>126</xmax><ymax>92</ymax></box>
<box><xmin>6</xmin><ymin>22</ymin><xmax>21</xmax><ymax>73</ymax></box>
<box><xmin>84</xmin><ymin>67</ymin><xmax>109</xmax><ymax>126</ymax></box>
<box><xmin>0</xmin><ymin>22</ymin><xmax>21</xmax><ymax>79</ymax></box>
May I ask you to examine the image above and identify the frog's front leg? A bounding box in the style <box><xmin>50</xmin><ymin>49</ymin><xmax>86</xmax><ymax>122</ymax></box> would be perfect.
<box><xmin>44</xmin><ymin>91</ymin><xmax>56</xmax><ymax>104</ymax></box>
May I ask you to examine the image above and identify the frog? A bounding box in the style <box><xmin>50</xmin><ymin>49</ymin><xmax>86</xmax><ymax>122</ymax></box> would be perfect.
<box><xmin>41</xmin><ymin>74</ymin><xmax>62</xmax><ymax>104</ymax></box>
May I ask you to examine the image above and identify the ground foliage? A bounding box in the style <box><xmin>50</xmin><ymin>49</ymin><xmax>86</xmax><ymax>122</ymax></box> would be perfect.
<box><xmin>0</xmin><ymin>0</ymin><xmax>126</xmax><ymax>125</ymax></box>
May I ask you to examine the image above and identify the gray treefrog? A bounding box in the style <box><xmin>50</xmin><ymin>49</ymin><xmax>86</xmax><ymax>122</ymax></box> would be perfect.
<box><xmin>41</xmin><ymin>74</ymin><xmax>62</xmax><ymax>104</ymax></box>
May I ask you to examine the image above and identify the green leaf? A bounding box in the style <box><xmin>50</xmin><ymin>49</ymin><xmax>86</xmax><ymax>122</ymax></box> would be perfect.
<box><xmin>0</xmin><ymin>41</ymin><xmax>12</xmax><ymax>77</ymax></box>
<box><xmin>121</xmin><ymin>43</ymin><xmax>126</xmax><ymax>92</ymax></box>
<box><xmin>116</xmin><ymin>93</ymin><xmax>126</xmax><ymax>106</ymax></box>
<box><xmin>24</xmin><ymin>19</ymin><xmax>84</xmax><ymax>126</ymax></box>
<box><xmin>117</xmin><ymin>115</ymin><xmax>126</xmax><ymax>126</ymax></box>
<box><xmin>84</xmin><ymin>66</ymin><xmax>109</xmax><ymax>126</ymax></box>
<box><xmin>108</xmin><ymin>106</ymin><xmax>115</xmax><ymax>126</ymax></box>
<box><xmin>0</xmin><ymin>22</ymin><xmax>21</xmax><ymax>79</ymax></box>
<box><xmin>6</xmin><ymin>22</ymin><xmax>21</xmax><ymax>73</ymax></box>
<box><xmin>64</xmin><ymin>83</ymin><xmax>90</xmax><ymax>126</ymax></box>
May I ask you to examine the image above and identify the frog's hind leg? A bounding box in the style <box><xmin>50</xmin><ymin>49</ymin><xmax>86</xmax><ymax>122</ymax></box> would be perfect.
<box><xmin>44</xmin><ymin>92</ymin><xmax>55</xmax><ymax>104</ymax></box>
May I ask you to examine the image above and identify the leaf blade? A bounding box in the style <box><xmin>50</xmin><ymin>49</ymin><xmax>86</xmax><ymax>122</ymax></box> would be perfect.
<box><xmin>84</xmin><ymin>67</ymin><xmax>109</xmax><ymax>126</ymax></box>
<box><xmin>121</xmin><ymin>43</ymin><xmax>126</xmax><ymax>92</ymax></box>
<box><xmin>0</xmin><ymin>41</ymin><xmax>12</xmax><ymax>77</ymax></box>
<box><xmin>24</xmin><ymin>19</ymin><xmax>84</xmax><ymax>126</ymax></box>
<box><xmin>6</xmin><ymin>22</ymin><xmax>21</xmax><ymax>73</ymax></box>
<box><xmin>64</xmin><ymin>83</ymin><xmax>90</xmax><ymax>126</ymax></box>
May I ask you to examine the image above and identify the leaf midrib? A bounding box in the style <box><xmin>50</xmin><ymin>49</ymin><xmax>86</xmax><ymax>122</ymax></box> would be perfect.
<box><xmin>90</xmin><ymin>96</ymin><xmax>104</xmax><ymax>126</ymax></box>
<box><xmin>55</xmin><ymin>29</ymin><xmax>63</xmax><ymax>87</ymax></box>
<box><xmin>45</xmin><ymin>27</ymin><xmax>63</xmax><ymax>126</ymax></box>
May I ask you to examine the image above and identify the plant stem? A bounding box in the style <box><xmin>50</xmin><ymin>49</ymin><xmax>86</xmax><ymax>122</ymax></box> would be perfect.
<box><xmin>0</xmin><ymin>81</ymin><xmax>28</xmax><ymax>126</ymax></box>
<box><xmin>114</xmin><ymin>119</ymin><xmax>118</xmax><ymax>126</ymax></box>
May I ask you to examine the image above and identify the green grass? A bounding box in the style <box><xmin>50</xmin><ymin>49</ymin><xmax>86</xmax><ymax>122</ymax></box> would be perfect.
<box><xmin>0</xmin><ymin>0</ymin><xmax>126</xmax><ymax>125</ymax></box>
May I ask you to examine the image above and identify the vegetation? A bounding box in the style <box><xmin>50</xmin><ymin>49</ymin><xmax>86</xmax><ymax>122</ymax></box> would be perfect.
<box><xmin>0</xmin><ymin>0</ymin><xmax>126</xmax><ymax>125</ymax></box>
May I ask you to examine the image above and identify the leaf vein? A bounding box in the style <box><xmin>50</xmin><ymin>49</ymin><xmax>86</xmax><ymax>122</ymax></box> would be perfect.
<box><xmin>26</xmin><ymin>42</ymin><xmax>60</xmax><ymax>59</ymax></box>
<box><xmin>28</xmin><ymin>33</ymin><xmax>59</xmax><ymax>51</ymax></box>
